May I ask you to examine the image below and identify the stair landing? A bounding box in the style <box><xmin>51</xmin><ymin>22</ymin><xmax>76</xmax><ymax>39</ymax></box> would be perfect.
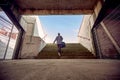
<box><xmin>0</xmin><ymin>59</ymin><xmax>120</xmax><ymax>80</ymax></box>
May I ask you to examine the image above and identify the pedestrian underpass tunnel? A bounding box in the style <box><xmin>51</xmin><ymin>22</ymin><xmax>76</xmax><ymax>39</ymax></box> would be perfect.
<box><xmin>0</xmin><ymin>1</ymin><xmax>120</xmax><ymax>80</ymax></box>
<box><xmin>0</xmin><ymin>0</ymin><xmax>120</xmax><ymax>59</ymax></box>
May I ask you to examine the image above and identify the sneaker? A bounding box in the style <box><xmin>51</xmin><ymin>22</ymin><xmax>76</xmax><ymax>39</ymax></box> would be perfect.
<box><xmin>58</xmin><ymin>52</ymin><xmax>61</xmax><ymax>56</ymax></box>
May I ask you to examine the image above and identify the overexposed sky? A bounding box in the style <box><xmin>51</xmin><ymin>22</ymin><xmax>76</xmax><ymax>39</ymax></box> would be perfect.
<box><xmin>39</xmin><ymin>15</ymin><xmax>83</xmax><ymax>43</ymax></box>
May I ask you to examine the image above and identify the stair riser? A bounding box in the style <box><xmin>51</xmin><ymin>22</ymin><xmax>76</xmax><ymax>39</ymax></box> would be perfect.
<box><xmin>36</xmin><ymin>44</ymin><xmax>95</xmax><ymax>59</ymax></box>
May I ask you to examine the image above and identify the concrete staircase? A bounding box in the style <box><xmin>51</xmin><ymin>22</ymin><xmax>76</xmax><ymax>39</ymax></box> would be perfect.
<box><xmin>35</xmin><ymin>43</ymin><xmax>96</xmax><ymax>59</ymax></box>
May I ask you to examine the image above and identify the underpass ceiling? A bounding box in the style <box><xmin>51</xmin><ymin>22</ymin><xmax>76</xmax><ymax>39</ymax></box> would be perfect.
<box><xmin>14</xmin><ymin>0</ymin><xmax>101</xmax><ymax>15</ymax></box>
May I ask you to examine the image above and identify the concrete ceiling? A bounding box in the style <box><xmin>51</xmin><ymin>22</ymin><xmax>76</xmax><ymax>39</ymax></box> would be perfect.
<box><xmin>14</xmin><ymin>0</ymin><xmax>101</xmax><ymax>15</ymax></box>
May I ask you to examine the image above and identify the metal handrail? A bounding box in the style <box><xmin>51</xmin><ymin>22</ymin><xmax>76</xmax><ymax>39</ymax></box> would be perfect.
<box><xmin>0</xmin><ymin>15</ymin><xmax>13</xmax><ymax>25</ymax></box>
<box><xmin>78</xmin><ymin>35</ymin><xmax>90</xmax><ymax>41</ymax></box>
<box><xmin>0</xmin><ymin>14</ymin><xmax>15</xmax><ymax>59</ymax></box>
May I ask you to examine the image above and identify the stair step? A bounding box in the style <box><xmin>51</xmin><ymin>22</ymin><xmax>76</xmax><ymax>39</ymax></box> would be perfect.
<box><xmin>39</xmin><ymin>52</ymin><xmax>93</xmax><ymax>56</ymax></box>
<box><xmin>36</xmin><ymin>43</ymin><xmax>96</xmax><ymax>59</ymax></box>
<box><xmin>36</xmin><ymin>56</ymin><xmax>96</xmax><ymax>59</ymax></box>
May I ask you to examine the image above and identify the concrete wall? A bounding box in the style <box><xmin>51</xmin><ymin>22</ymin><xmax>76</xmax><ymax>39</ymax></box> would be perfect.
<box><xmin>79</xmin><ymin>0</ymin><xmax>120</xmax><ymax>59</ymax></box>
<box><xmin>19</xmin><ymin>16</ymin><xmax>46</xmax><ymax>58</ymax></box>
<box><xmin>78</xmin><ymin>1</ymin><xmax>102</xmax><ymax>55</ymax></box>
<box><xmin>19</xmin><ymin>35</ymin><xmax>41</xmax><ymax>58</ymax></box>
<box><xmin>94</xmin><ymin>1</ymin><xmax>103</xmax><ymax>17</ymax></box>
<box><xmin>33</xmin><ymin>16</ymin><xmax>45</xmax><ymax>38</ymax></box>
<box><xmin>78</xmin><ymin>15</ymin><xmax>92</xmax><ymax>51</ymax></box>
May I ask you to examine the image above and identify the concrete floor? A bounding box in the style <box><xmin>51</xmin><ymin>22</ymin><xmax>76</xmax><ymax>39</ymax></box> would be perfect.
<box><xmin>0</xmin><ymin>59</ymin><xmax>120</xmax><ymax>80</ymax></box>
